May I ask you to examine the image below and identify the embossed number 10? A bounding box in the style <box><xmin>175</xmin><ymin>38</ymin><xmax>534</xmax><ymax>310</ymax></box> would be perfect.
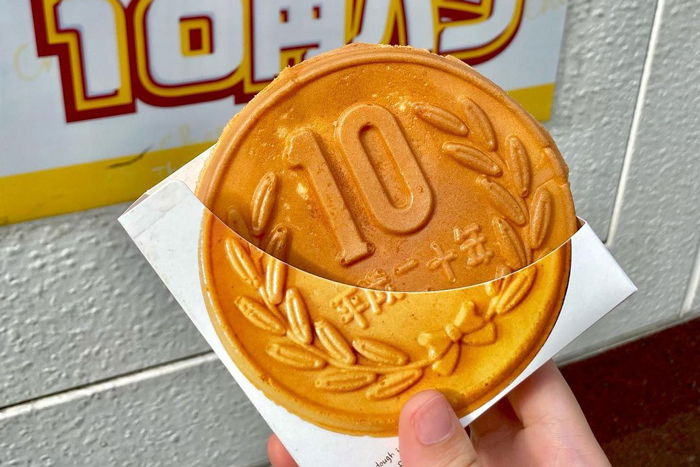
<box><xmin>286</xmin><ymin>104</ymin><xmax>434</xmax><ymax>265</ymax></box>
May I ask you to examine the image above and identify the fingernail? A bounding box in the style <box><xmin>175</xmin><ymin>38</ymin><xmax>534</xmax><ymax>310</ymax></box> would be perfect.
<box><xmin>413</xmin><ymin>394</ymin><xmax>455</xmax><ymax>445</ymax></box>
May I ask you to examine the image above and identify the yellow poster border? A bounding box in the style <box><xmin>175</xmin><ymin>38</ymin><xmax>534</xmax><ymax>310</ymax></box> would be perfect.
<box><xmin>0</xmin><ymin>83</ymin><xmax>554</xmax><ymax>225</ymax></box>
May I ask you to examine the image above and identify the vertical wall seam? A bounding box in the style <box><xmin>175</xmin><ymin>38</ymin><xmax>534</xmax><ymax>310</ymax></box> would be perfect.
<box><xmin>606</xmin><ymin>0</ymin><xmax>665</xmax><ymax>247</ymax></box>
<box><xmin>681</xmin><ymin>240</ymin><xmax>700</xmax><ymax>315</ymax></box>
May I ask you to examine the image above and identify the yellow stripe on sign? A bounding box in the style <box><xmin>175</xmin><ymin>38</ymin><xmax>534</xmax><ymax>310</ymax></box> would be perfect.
<box><xmin>0</xmin><ymin>83</ymin><xmax>555</xmax><ymax>226</ymax></box>
<box><xmin>0</xmin><ymin>142</ymin><xmax>212</xmax><ymax>225</ymax></box>
<box><xmin>508</xmin><ymin>82</ymin><xmax>556</xmax><ymax>122</ymax></box>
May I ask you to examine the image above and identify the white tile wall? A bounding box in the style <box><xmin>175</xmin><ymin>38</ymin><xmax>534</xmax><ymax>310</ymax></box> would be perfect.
<box><xmin>1</xmin><ymin>1</ymin><xmax>699</xmax><ymax>465</ymax></box>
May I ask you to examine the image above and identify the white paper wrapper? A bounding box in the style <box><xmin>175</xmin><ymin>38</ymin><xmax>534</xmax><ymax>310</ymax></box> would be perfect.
<box><xmin>119</xmin><ymin>148</ymin><xmax>636</xmax><ymax>467</ymax></box>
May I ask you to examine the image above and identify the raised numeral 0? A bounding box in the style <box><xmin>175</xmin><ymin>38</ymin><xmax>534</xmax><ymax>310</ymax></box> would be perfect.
<box><xmin>337</xmin><ymin>104</ymin><xmax>434</xmax><ymax>234</ymax></box>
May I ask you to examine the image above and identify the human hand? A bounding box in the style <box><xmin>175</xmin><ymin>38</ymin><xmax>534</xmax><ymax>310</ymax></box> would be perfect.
<box><xmin>267</xmin><ymin>360</ymin><xmax>609</xmax><ymax>467</ymax></box>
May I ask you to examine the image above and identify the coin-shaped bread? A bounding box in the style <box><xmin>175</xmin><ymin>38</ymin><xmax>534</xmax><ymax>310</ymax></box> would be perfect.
<box><xmin>201</xmin><ymin>213</ymin><xmax>570</xmax><ymax>436</ymax></box>
<box><xmin>197</xmin><ymin>44</ymin><xmax>576</xmax><ymax>291</ymax></box>
<box><xmin>198</xmin><ymin>44</ymin><xmax>575</xmax><ymax>436</ymax></box>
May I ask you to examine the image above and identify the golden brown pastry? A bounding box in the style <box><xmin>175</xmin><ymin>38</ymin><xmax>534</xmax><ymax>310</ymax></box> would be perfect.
<box><xmin>197</xmin><ymin>44</ymin><xmax>576</xmax><ymax>291</ymax></box>
<box><xmin>200</xmin><ymin>213</ymin><xmax>569</xmax><ymax>435</ymax></box>
<box><xmin>197</xmin><ymin>44</ymin><xmax>575</xmax><ymax>436</ymax></box>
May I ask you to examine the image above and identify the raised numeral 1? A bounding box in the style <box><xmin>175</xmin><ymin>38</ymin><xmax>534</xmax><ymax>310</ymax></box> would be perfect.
<box><xmin>285</xmin><ymin>129</ymin><xmax>373</xmax><ymax>266</ymax></box>
<box><xmin>34</xmin><ymin>0</ymin><xmax>134</xmax><ymax>121</ymax></box>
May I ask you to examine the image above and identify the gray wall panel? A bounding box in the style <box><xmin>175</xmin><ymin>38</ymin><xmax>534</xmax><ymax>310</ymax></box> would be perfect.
<box><xmin>545</xmin><ymin>0</ymin><xmax>656</xmax><ymax>238</ymax></box>
<box><xmin>560</xmin><ymin>0</ymin><xmax>700</xmax><ymax>359</ymax></box>
<box><xmin>0</xmin><ymin>357</ymin><xmax>270</xmax><ymax>467</ymax></box>
<box><xmin>0</xmin><ymin>204</ymin><xmax>209</xmax><ymax>407</ymax></box>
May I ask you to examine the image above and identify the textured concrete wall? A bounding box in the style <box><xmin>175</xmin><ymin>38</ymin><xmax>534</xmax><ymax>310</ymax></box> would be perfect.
<box><xmin>0</xmin><ymin>356</ymin><xmax>270</xmax><ymax>467</ymax></box>
<box><xmin>558</xmin><ymin>0</ymin><xmax>700</xmax><ymax>359</ymax></box>
<box><xmin>1</xmin><ymin>1</ymin><xmax>699</xmax><ymax>466</ymax></box>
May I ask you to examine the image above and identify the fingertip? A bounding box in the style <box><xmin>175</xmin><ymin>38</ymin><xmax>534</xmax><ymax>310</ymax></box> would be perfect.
<box><xmin>267</xmin><ymin>434</ymin><xmax>298</xmax><ymax>467</ymax></box>
<box><xmin>399</xmin><ymin>390</ymin><xmax>479</xmax><ymax>467</ymax></box>
<box><xmin>508</xmin><ymin>360</ymin><xmax>586</xmax><ymax>428</ymax></box>
<box><xmin>510</xmin><ymin>360</ymin><xmax>564</xmax><ymax>401</ymax></box>
<box><xmin>535</xmin><ymin>360</ymin><xmax>562</xmax><ymax>381</ymax></box>
<box><xmin>470</xmin><ymin>398</ymin><xmax>520</xmax><ymax>439</ymax></box>
<box><xmin>400</xmin><ymin>390</ymin><xmax>445</xmax><ymax>419</ymax></box>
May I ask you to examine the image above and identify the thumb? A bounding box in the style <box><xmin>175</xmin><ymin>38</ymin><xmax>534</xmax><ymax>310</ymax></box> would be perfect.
<box><xmin>398</xmin><ymin>390</ymin><xmax>480</xmax><ymax>467</ymax></box>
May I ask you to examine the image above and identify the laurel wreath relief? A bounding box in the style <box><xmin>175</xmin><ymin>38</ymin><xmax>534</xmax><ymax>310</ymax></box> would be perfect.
<box><xmin>221</xmin><ymin>97</ymin><xmax>557</xmax><ymax>400</ymax></box>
